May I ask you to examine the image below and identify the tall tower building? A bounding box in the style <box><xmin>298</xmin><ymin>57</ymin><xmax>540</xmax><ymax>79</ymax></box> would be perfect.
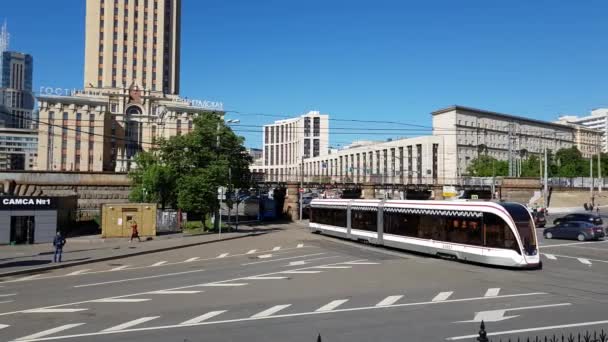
<box><xmin>84</xmin><ymin>0</ymin><xmax>181</xmax><ymax>94</ymax></box>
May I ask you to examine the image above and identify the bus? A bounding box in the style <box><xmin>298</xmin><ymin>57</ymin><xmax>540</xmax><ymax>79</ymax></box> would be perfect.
<box><xmin>309</xmin><ymin>199</ymin><xmax>540</xmax><ymax>269</ymax></box>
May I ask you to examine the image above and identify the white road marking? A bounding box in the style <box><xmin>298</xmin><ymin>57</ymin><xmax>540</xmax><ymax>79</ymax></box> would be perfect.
<box><xmin>184</xmin><ymin>257</ymin><xmax>200</xmax><ymax>263</ymax></box>
<box><xmin>343</xmin><ymin>261</ymin><xmax>379</xmax><ymax>265</ymax></box>
<box><xmin>316</xmin><ymin>265</ymin><xmax>352</xmax><ymax>269</ymax></box>
<box><xmin>272</xmin><ymin>247</ymin><xmax>281</xmax><ymax>251</ymax></box>
<box><xmin>150</xmin><ymin>261</ymin><xmax>167</xmax><ymax>267</ymax></box>
<box><xmin>0</xmin><ymin>300</ymin><xmax>13</xmax><ymax>304</ymax></box>
<box><xmin>578</xmin><ymin>258</ymin><xmax>592</xmax><ymax>265</ymax></box>
<box><xmin>297</xmin><ymin>244</ymin><xmax>304</xmax><ymax>248</ymax></box>
<box><xmin>23</xmin><ymin>308</ymin><xmax>88</xmax><ymax>313</ymax></box>
<box><xmin>245</xmin><ymin>276</ymin><xmax>288</xmax><ymax>280</ymax></box>
<box><xmin>246</xmin><ymin>249</ymin><xmax>257</xmax><ymax>254</ymax></box>
<box><xmin>539</xmin><ymin>240</ymin><xmax>608</xmax><ymax>248</ymax></box>
<box><xmin>217</xmin><ymin>253</ymin><xmax>229</xmax><ymax>258</ymax></box>
<box><xmin>484</xmin><ymin>288</ymin><xmax>500</xmax><ymax>297</ymax></box>
<box><xmin>432</xmin><ymin>292</ymin><xmax>454</xmax><ymax>302</ymax></box>
<box><xmin>251</xmin><ymin>304</ymin><xmax>291</xmax><ymax>318</ymax></box>
<box><xmin>282</xmin><ymin>270</ymin><xmax>322</xmax><ymax>274</ymax></box>
<box><xmin>447</xmin><ymin>317</ymin><xmax>606</xmax><ymax>340</ymax></box>
<box><xmin>92</xmin><ymin>298</ymin><xmax>150</xmax><ymax>303</ymax></box>
<box><xmin>149</xmin><ymin>290</ymin><xmax>202</xmax><ymax>295</ymax></box>
<box><xmin>316</xmin><ymin>299</ymin><xmax>349</xmax><ymax>312</ymax></box>
<box><xmin>15</xmin><ymin>323</ymin><xmax>85</xmax><ymax>341</ymax></box>
<box><xmin>456</xmin><ymin>303</ymin><xmax>571</xmax><ymax>323</ymax></box>
<box><xmin>180</xmin><ymin>311</ymin><xmax>226</xmax><ymax>325</ymax></box>
<box><xmin>257</xmin><ymin>254</ymin><xmax>272</xmax><ymax>259</ymax></box>
<box><xmin>0</xmin><ymin>293</ymin><xmax>17</xmax><ymax>297</ymax></box>
<box><xmin>242</xmin><ymin>253</ymin><xmax>328</xmax><ymax>266</ymax></box>
<box><xmin>287</xmin><ymin>260</ymin><xmax>307</xmax><ymax>266</ymax></box>
<box><xmin>201</xmin><ymin>283</ymin><xmax>248</xmax><ymax>287</ymax></box>
<box><xmin>73</xmin><ymin>269</ymin><xmax>206</xmax><ymax>288</ymax></box>
<box><xmin>15</xmin><ymin>274</ymin><xmax>41</xmax><ymax>281</ymax></box>
<box><xmin>376</xmin><ymin>295</ymin><xmax>403</xmax><ymax>307</ymax></box>
<box><xmin>543</xmin><ymin>254</ymin><xmax>557</xmax><ymax>260</ymax></box>
<box><xmin>102</xmin><ymin>317</ymin><xmax>160</xmax><ymax>332</ymax></box>
<box><xmin>18</xmin><ymin>292</ymin><xmax>548</xmax><ymax>341</ymax></box>
<box><xmin>109</xmin><ymin>266</ymin><xmax>129</xmax><ymax>271</ymax></box>
<box><xmin>66</xmin><ymin>269</ymin><xmax>91</xmax><ymax>276</ymax></box>
<box><xmin>544</xmin><ymin>253</ymin><xmax>608</xmax><ymax>264</ymax></box>
<box><xmin>0</xmin><ymin>324</ymin><xmax>8</xmax><ymax>330</ymax></box>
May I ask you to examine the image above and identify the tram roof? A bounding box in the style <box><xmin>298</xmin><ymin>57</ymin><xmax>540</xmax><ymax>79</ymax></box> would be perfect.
<box><xmin>310</xmin><ymin>199</ymin><xmax>526</xmax><ymax>213</ymax></box>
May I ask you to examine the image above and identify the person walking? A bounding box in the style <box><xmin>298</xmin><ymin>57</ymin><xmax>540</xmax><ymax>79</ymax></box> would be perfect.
<box><xmin>53</xmin><ymin>231</ymin><xmax>66</xmax><ymax>263</ymax></box>
<box><xmin>130</xmin><ymin>221</ymin><xmax>141</xmax><ymax>242</ymax></box>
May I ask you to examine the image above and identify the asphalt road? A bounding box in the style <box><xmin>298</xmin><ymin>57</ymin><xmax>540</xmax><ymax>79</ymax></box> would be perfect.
<box><xmin>0</xmin><ymin>220</ymin><xmax>607</xmax><ymax>342</ymax></box>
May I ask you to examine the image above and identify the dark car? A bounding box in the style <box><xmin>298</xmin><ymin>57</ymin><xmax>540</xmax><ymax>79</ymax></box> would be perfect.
<box><xmin>532</xmin><ymin>210</ymin><xmax>547</xmax><ymax>228</ymax></box>
<box><xmin>544</xmin><ymin>221</ymin><xmax>606</xmax><ymax>241</ymax></box>
<box><xmin>553</xmin><ymin>213</ymin><xmax>603</xmax><ymax>226</ymax></box>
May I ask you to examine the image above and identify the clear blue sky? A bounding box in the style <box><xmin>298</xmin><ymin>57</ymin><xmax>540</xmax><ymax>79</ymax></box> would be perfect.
<box><xmin>4</xmin><ymin>0</ymin><xmax>608</xmax><ymax>147</ymax></box>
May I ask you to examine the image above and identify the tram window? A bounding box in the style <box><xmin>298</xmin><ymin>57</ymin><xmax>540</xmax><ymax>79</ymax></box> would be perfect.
<box><xmin>383</xmin><ymin>212</ymin><xmax>418</xmax><ymax>237</ymax></box>
<box><xmin>498</xmin><ymin>203</ymin><xmax>538</xmax><ymax>256</ymax></box>
<box><xmin>351</xmin><ymin>210</ymin><xmax>377</xmax><ymax>232</ymax></box>
<box><xmin>483</xmin><ymin>213</ymin><xmax>520</xmax><ymax>254</ymax></box>
<box><xmin>311</xmin><ymin>208</ymin><xmax>347</xmax><ymax>227</ymax></box>
<box><xmin>445</xmin><ymin>218</ymin><xmax>483</xmax><ymax>246</ymax></box>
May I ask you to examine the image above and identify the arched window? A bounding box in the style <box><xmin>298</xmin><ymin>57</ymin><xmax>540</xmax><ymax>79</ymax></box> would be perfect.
<box><xmin>126</xmin><ymin>106</ymin><xmax>142</xmax><ymax>115</ymax></box>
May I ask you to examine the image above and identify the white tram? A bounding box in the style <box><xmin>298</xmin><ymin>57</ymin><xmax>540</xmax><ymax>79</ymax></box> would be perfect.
<box><xmin>309</xmin><ymin>199</ymin><xmax>541</xmax><ymax>269</ymax></box>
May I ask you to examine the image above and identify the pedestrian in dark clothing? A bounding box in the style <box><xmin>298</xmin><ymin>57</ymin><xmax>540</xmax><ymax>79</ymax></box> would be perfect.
<box><xmin>53</xmin><ymin>232</ymin><xmax>66</xmax><ymax>263</ymax></box>
<box><xmin>130</xmin><ymin>221</ymin><xmax>141</xmax><ymax>242</ymax></box>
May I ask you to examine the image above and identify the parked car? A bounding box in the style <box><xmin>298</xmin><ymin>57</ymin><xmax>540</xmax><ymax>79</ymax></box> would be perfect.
<box><xmin>531</xmin><ymin>210</ymin><xmax>547</xmax><ymax>228</ymax></box>
<box><xmin>552</xmin><ymin>213</ymin><xmax>603</xmax><ymax>226</ymax></box>
<box><xmin>543</xmin><ymin>221</ymin><xmax>606</xmax><ymax>241</ymax></box>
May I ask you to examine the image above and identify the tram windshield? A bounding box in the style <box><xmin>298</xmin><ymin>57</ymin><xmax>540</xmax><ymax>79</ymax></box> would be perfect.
<box><xmin>499</xmin><ymin>203</ymin><xmax>538</xmax><ymax>256</ymax></box>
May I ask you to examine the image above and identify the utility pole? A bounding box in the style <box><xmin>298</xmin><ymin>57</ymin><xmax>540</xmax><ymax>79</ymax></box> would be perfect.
<box><xmin>590</xmin><ymin>156</ymin><xmax>593</xmax><ymax>198</ymax></box>
<box><xmin>598</xmin><ymin>140</ymin><xmax>602</xmax><ymax>193</ymax></box>
<box><xmin>299</xmin><ymin>156</ymin><xmax>304</xmax><ymax>221</ymax></box>
<box><xmin>544</xmin><ymin>147</ymin><xmax>548</xmax><ymax>208</ymax></box>
<box><xmin>215</xmin><ymin>121</ymin><xmax>221</xmax><ymax>232</ymax></box>
<box><xmin>508</xmin><ymin>123</ymin><xmax>513</xmax><ymax>177</ymax></box>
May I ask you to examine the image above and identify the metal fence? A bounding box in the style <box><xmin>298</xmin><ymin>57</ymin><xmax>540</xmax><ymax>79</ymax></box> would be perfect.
<box><xmin>548</xmin><ymin>177</ymin><xmax>608</xmax><ymax>189</ymax></box>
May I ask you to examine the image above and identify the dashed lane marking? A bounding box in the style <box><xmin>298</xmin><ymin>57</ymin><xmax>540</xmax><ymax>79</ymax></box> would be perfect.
<box><xmin>432</xmin><ymin>292</ymin><xmax>454</xmax><ymax>302</ymax></box>
<box><xmin>0</xmin><ymin>324</ymin><xmax>8</xmax><ymax>330</ymax></box>
<box><xmin>297</xmin><ymin>244</ymin><xmax>304</xmax><ymax>248</ymax></box>
<box><xmin>73</xmin><ymin>269</ymin><xmax>206</xmax><ymax>288</ymax></box>
<box><xmin>15</xmin><ymin>275</ymin><xmax>41</xmax><ymax>282</ymax></box>
<box><xmin>66</xmin><ymin>269</ymin><xmax>91</xmax><ymax>276</ymax></box>
<box><xmin>246</xmin><ymin>250</ymin><xmax>257</xmax><ymax>254</ymax></box>
<box><xmin>316</xmin><ymin>299</ymin><xmax>349</xmax><ymax>312</ymax></box>
<box><xmin>217</xmin><ymin>253</ymin><xmax>229</xmax><ymax>258</ymax></box>
<box><xmin>543</xmin><ymin>253</ymin><xmax>608</xmax><ymax>265</ymax></box>
<box><xmin>22</xmin><ymin>308</ymin><xmax>88</xmax><ymax>314</ymax></box>
<box><xmin>149</xmin><ymin>290</ymin><xmax>202</xmax><ymax>295</ymax></box>
<box><xmin>282</xmin><ymin>270</ymin><xmax>322</xmax><ymax>274</ymax></box>
<box><xmin>376</xmin><ymin>295</ymin><xmax>404</xmax><ymax>307</ymax></box>
<box><xmin>316</xmin><ymin>265</ymin><xmax>351</xmax><ymax>269</ymax></box>
<box><xmin>150</xmin><ymin>261</ymin><xmax>167</xmax><ymax>267</ymax></box>
<box><xmin>251</xmin><ymin>304</ymin><xmax>291</xmax><ymax>318</ymax></box>
<box><xmin>343</xmin><ymin>261</ymin><xmax>379</xmax><ymax>265</ymax></box>
<box><xmin>539</xmin><ymin>240</ymin><xmax>608</xmax><ymax>248</ymax></box>
<box><xmin>180</xmin><ymin>311</ymin><xmax>227</xmax><ymax>325</ymax></box>
<box><xmin>102</xmin><ymin>317</ymin><xmax>160</xmax><ymax>332</ymax></box>
<box><xmin>0</xmin><ymin>293</ymin><xmax>17</xmax><ymax>297</ymax></box>
<box><xmin>0</xmin><ymin>300</ymin><xmax>13</xmax><ymax>304</ymax></box>
<box><xmin>16</xmin><ymin>292</ymin><xmax>549</xmax><ymax>341</ymax></box>
<box><xmin>184</xmin><ymin>257</ymin><xmax>200</xmax><ymax>263</ymax></box>
<box><xmin>484</xmin><ymin>288</ymin><xmax>500</xmax><ymax>297</ymax></box>
<box><xmin>241</xmin><ymin>253</ymin><xmax>328</xmax><ymax>266</ymax></box>
<box><xmin>201</xmin><ymin>283</ymin><xmax>248</xmax><ymax>287</ymax></box>
<box><xmin>109</xmin><ymin>266</ymin><xmax>129</xmax><ymax>271</ymax></box>
<box><xmin>14</xmin><ymin>323</ymin><xmax>85</xmax><ymax>341</ymax></box>
<box><xmin>543</xmin><ymin>254</ymin><xmax>557</xmax><ymax>260</ymax></box>
<box><xmin>272</xmin><ymin>247</ymin><xmax>281</xmax><ymax>251</ymax></box>
<box><xmin>92</xmin><ymin>298</ymin><xmax>150</xmax><ymax>303</ymax></box>
<box><xmin>257</xmin><ymin>254</ymin><xmax>273</xmax><ymax>259</ymax></box>
<box><xmin>245</xmin><ymin>276</ymin><xmax>288</xmax><ymax>280</ymax></box>
<box><xmin>578</xmin><ymin>258</ymin><xmax>592</xmax><ymax>265</ymax></box>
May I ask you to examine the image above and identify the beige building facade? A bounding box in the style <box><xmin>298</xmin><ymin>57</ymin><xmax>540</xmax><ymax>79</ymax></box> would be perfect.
<box><xmin>84</xmin><ymin>0</ymin><xmax>181</xmax><ymax>94</ymax></box>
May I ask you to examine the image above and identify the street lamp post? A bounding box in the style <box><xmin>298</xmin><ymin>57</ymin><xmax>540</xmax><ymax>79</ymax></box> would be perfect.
<box><xmin>216</xmin><ymin>118</ymin><xmax>240</xmax><ymax>236</ymax></box>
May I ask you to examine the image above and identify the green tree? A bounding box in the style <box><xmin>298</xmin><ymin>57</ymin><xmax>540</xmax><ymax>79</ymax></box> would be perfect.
<box><xmin>520</xmin><ymin>155</ymin><xmax>541</xmax><ymax>177</ymax></box>
<box><xmin>554</xmin><ymin>147</ymin><xmax>585</xmax><ymax>177</ymax></box>
<box><xmin>466</xmin><ymin>155</ymin><xmax>508</xmax><ymax>177</ymax></box>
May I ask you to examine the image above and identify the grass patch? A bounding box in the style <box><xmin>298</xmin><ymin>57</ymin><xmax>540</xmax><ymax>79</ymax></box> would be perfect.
<box><xmin>183</xmin><ymin>218</ymin><xmax>230</xmax><ymax>235</ymax></box>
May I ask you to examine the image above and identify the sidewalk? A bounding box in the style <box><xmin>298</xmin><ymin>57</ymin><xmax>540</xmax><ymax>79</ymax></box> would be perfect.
<box><xmin>0</xmin><ymin>226</ymin><xmax>275</xmax><ymax>278</ymax></box>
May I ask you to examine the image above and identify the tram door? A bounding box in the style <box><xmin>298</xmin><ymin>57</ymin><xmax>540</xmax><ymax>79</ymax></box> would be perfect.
<box><xmin>10</xmin><ymin>216</ymin><xmax>35</xmax><ymax>244</ymax></box>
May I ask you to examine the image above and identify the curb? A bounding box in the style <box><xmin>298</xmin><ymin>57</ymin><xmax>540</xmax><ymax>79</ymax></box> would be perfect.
<box><xmin>0</xmin><ymin>231</ymin><xmax>268</xmax><ymax>279</ymax></box>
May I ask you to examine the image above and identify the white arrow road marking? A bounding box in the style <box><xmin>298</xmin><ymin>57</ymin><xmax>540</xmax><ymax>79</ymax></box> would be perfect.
<box><xmin>272</xmin><ymin>247</ymin><xmax>281</xmax><ymax>251</ymax></box>
<box><xmin>251</xmin><ymin>304</ymin><xmax>291</xmax><ymax>318</ymax></box>
<box><xmin>257</xmin><ymin>254</ymin><xmax>272</xmax><ymax>259</ymax></box>
<box><xmin>316</xmin><ymin>299</ymin><xmax>349</xmax><ymax>312</ymax></box>
<box><xmin>455</xmin><ymin>303</ymin><xmax>571</xmax><ymax>323</ymax></box>
<box><xmin>432</xmin><ymin>292</ymin><xmax>453</xmax><ymax>302</ymax></box>
<box><xmin>484</xmin><ymin>288</ymin><xmax>500</xmax><ymax>297</ymax></box>
<box><xmin>543</xmin><ymin>254</ymin><xmax>557</xmax><ymax>260</ymax></box>
<box><xmin>0</xmin><ymin>293</ymin><xmax>16</xmax><ymax>297</ymax></box>
<box><xmin>109</xmin><ymin>265</ymin><xmax>129</xmax><ymax>271</ymax></box>
<box><xmin>180</xmin><ymin>311</ymin><xmax>227</xmax><ymax>325</ymax></box>
<box><xmin>102</xmin><ymin>317</ymin><xmax>160</xmax><ymax>332</ymax></box>
<box><xmin>73</xmin><ymin>269</ymin><xmax>206</xmax><ymax>288</ymax></box>
<box><xmin>15</xmin><ymin>323</ymin><xmax>85</xmax><ymax>341</ymax></box>
<box><xmin>217</xmin><ymin>253</ymin><xmax>229</xmax><ymax>258</ymax></box>
<box><xmin>376</xmin><ymin>295</ymin><xmax>404</xmax><ymax>307</ymax></box>
<box><xmin>246</xmin><ymin>249</ymin><xmax>257</xmax><ymax>254</ymax></box>
<box><xmin>150</xmin><ymin>261</ymin><xmax>167</xmax><ymax>267</ymax></box>
<box><xmin>66</xmin><ymin>269</ymin><xmax>91</xmax><ymax>276</ymax></box>
<box><xmin>245</xmin><ymin>276</ymin><xmax>288</xmax><ymax>280</ymax></box>
<box><xmin>149</xmin><ymin>290</ymin><xmax>202</xmax><ymax>295</ymax></box>
<box><xmin>23</xmin><ymin>308</ymin><xmax>88</xmax><ymax>313</ymax></box>
<box><xmin>201</xmin><ymin>283</ymin><xmax>248</xmax><ymax>287</ymax></box>
<box><xmin>184</xmin><ymin>257</ymin><xmax>200</xmax><ymax>263</ymax></box>
<box><xmin>297</xmin><ymin>244</ymin><xmax>304</xmax><ymax>248</ymax></box>
<box><xmin>578</xmin><ymin>258</ymin><xmax>592</xmax><ymax>265</ymax></box>
<box><xmin>92</xmin><ymin>298</ymin><xmax>150</xmax><ymax>303</ymax></box>
<box><xmin>282</xmin><ymin>270</ymin><xmax>322</xmax><ymax>274</ymax></box>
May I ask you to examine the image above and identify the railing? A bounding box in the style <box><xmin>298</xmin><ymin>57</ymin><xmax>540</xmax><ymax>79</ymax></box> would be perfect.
<box><xmin>253</xmin><ymin>174</ymin><xmax>499</xmax><ymax>187</ymax></box>
<box><xmin>548</xmin><ymin>177</ymin><xmax>608</xmax><ymax>189</ymax></box>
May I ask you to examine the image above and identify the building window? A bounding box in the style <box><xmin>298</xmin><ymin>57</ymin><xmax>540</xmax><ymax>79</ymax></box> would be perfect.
<box><xmin>313</xmin><ymin>117</ymin><xmax>320</xmax><ymax>136</ymax></box>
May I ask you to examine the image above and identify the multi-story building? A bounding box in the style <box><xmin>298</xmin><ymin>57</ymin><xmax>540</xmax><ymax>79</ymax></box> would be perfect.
<box><xmin>301</xmin><ymin>135</ymin><xmax>444</xmax><ymax>184</ymax></box>
<box><xmin>433</xmin><ymin>105</ymin><xmax>600</xmax><ymax>179</ymax></box>
<box><xmin>0</xmin><ymin>127</ymin><xmax>37</xmax><ymax>170</ymax></box>
<box><xmin>36</xmin><ymin>0</ymin><xmax>224</xmax><ymax>172</ymax></box>
<box><xmin>251</xmin><ymin>111</ymin><xmax>329</xmax><ymax>181</ymax></box>
<box><xmin>84</xmin><ymin>0</ymin><xmax>181</xmax><ymax>94</ymax></box>
<box><xmin>0</xmin><ymin>51</ymin><xmax>34</xmax><ymax>129</ymax></box>
<box><xmin>557</xmin><ymin>108</ymin><xmax>608</xmax><ymax>152</ymax></box>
